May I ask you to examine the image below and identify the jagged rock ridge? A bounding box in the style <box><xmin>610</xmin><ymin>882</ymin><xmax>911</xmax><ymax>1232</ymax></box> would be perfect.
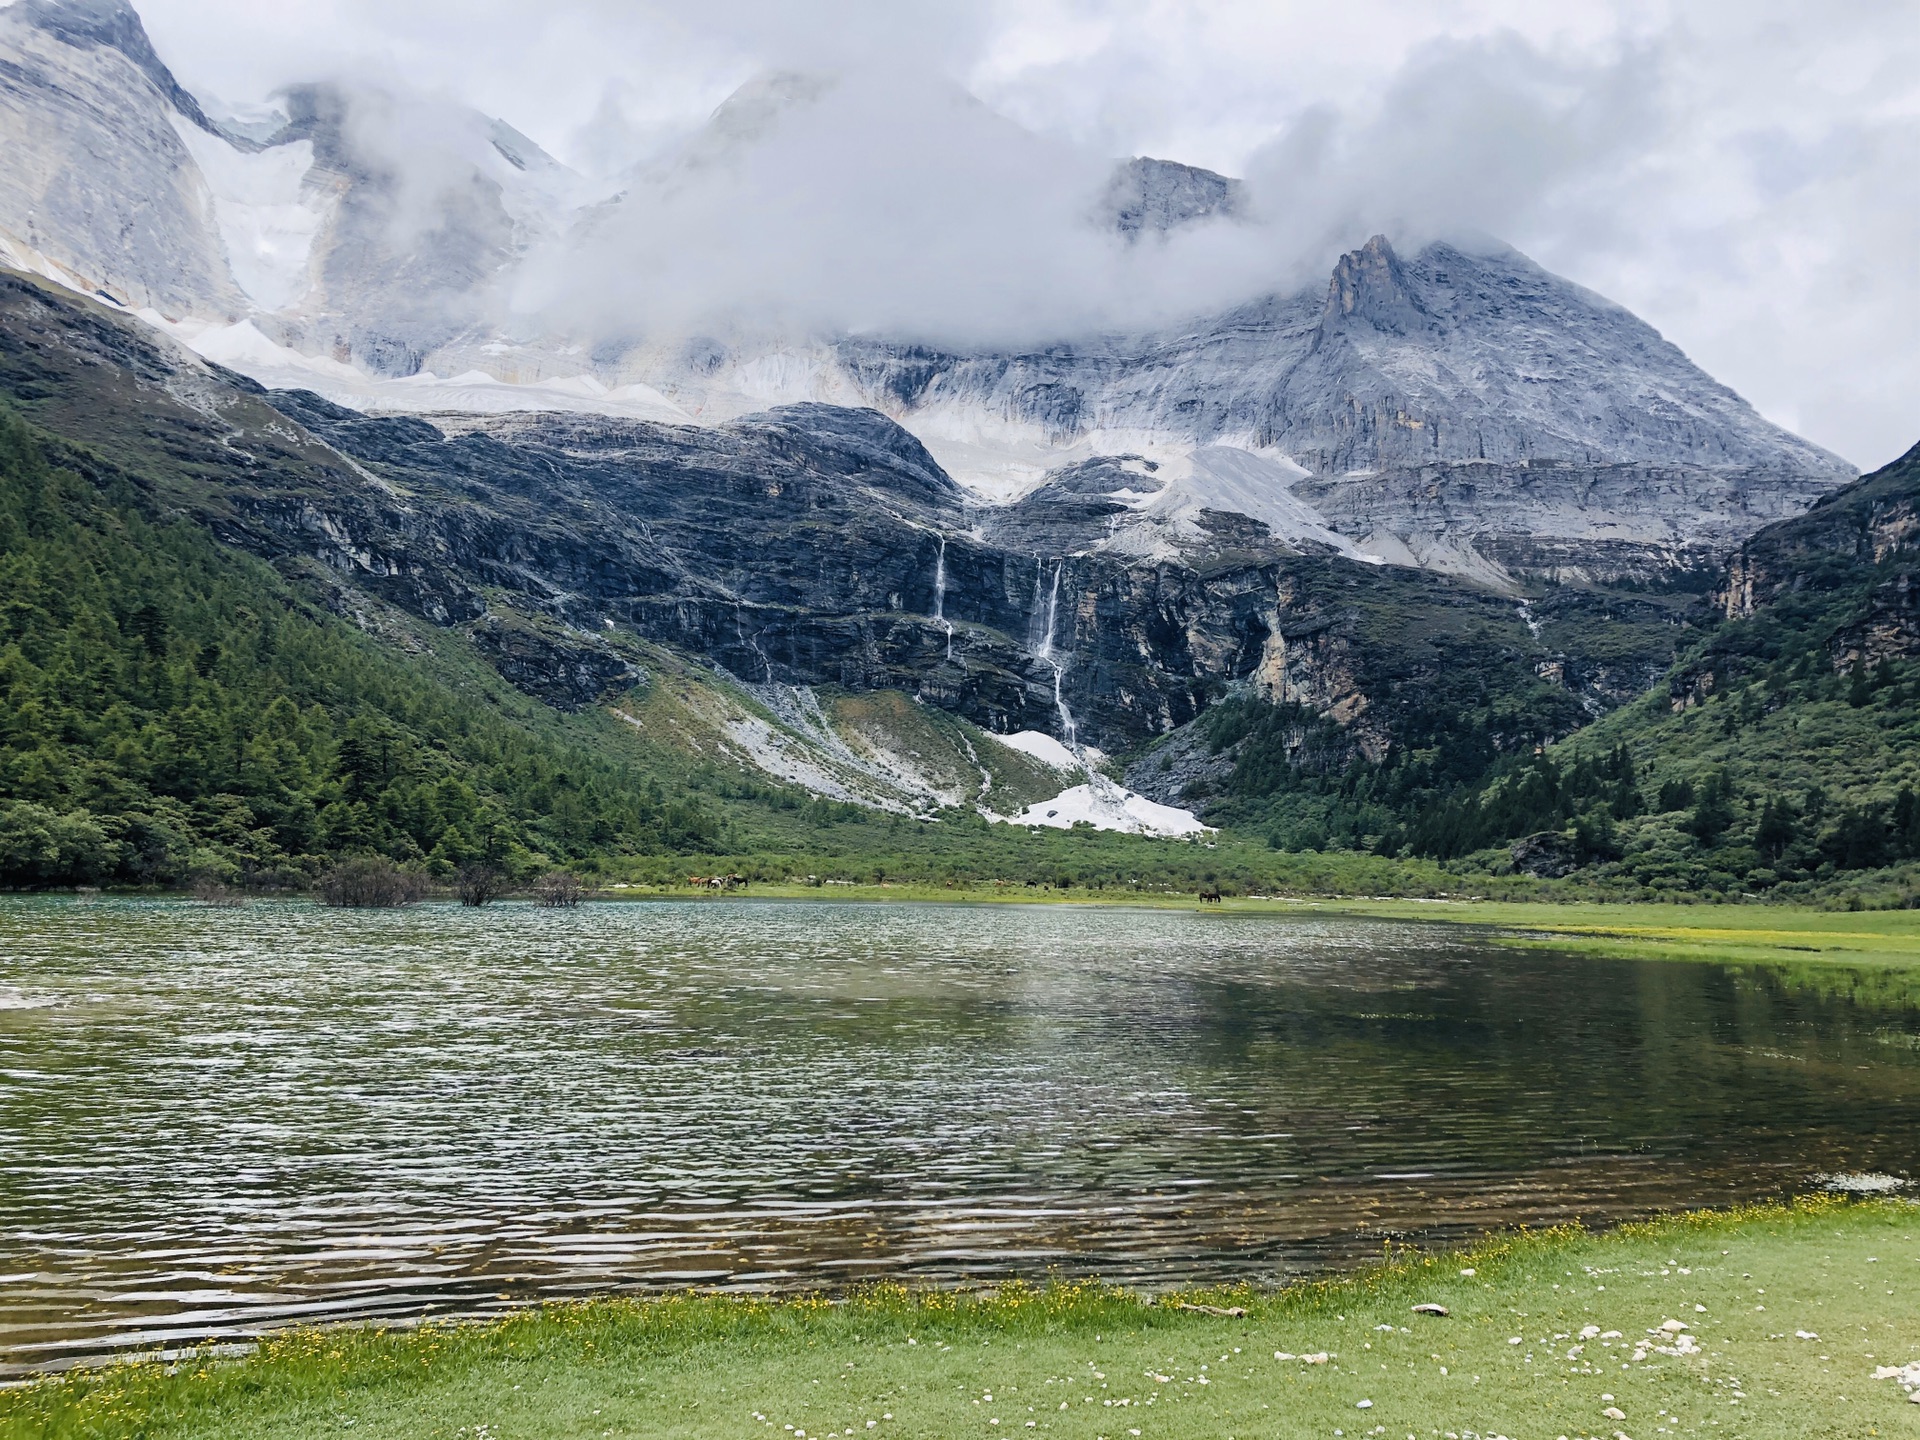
<box><xmin>0</xmin><ymin>0</ymin><xmax>1857</xmax><ymax>595</ymax></box>
<box><xmin>1</xmin><ymin>269</ymin><xmax>1599</xmax><ymax>770</ymax></box>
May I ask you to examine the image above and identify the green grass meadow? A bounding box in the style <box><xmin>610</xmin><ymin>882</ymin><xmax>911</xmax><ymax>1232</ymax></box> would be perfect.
<box><xmin>593</xmin><ymin>887</ymin><xmax>1920</xmax><ymax>971</ymax></box>
<box><xmin>8</xmin><ymin>1200</ymin><xmax>1917</xmax><ymax>1440</ymax></box>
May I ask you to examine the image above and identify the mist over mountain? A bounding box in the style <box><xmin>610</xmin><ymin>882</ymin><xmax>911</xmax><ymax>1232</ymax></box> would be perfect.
<box><xmin>515</xmin><ymin>66</ymin><xmax>1301</xmax><ymax>348</ymax></box>
<box><xmin>0</xmin><ymin>0</ymin><xmax>1864</xmax><ymax>609</ymax></box>
<box><xmin>0</xmin><ymin>0</ymin><xmax>1915</xmax><ymax>880</ymax></box>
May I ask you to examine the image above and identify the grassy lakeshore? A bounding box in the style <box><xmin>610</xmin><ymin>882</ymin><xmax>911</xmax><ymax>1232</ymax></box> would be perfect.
<box><xmin>1260</xmin><ymin>897</ymin><xmax>1920</xmax><ymax>970</ymax></box>
<box><xmin>6</xmin><ymin>1201</ymin><xmax>1917</xmax><ymax>1440</ymax></box>
<box><xmin>598</xmin><ymin>884</ymin><xmax>1920</xmax><ymax>971</ymax></box>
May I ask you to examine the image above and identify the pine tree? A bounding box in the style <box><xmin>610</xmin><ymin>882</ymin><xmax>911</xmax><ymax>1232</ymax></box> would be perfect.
<box><xmin>1688</xmin><ymin>771</ymin><xmax>1736</xmax><ymax>847</ymax></box>
<box><xmin>1895</xmin><ymin>785</ymin><xmax>1919</xmax><ymax>860</ymax></box>
<box><xmin>1755</xmin><ymin>796</ymin><xmax>1798</xmax><ymax>861</ymax></box>
<box><xmin>1848</xmin><ymin>656</ymin><xmax>1872</xmax><ymax>708</ymax></box>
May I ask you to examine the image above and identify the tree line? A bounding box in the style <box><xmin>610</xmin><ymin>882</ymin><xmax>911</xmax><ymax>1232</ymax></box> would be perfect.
<box><xmin>0</xmin><ymin>416</ymin><xmax>725</xmax><ymax>889</ymax></box>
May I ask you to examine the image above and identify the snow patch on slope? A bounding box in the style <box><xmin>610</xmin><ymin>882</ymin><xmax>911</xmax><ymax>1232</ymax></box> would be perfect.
<box><xmin>984</xmin><ymin>731</ymin><xmax>1209</xmax><ymax>837</ymax></box>
<box><xmin>140</xmin><ymin>313</ymin><xmax>694</xmax><ymax>424</ymax></box>
<box><xmin>1103</xmin><ymin>443</ymin><xmax>1377</xmax><ymax>562</ymax></box>
<box><xmin>984</xmin><ymin>730</ymin><xmax>1081</xmax><ymax>771</ymax></box>
<box><xmin>1014</xmin><ymin>780</ymin><xmax>1211</xmax><ymax>838</ymax></box>
<box><xmin>167</xmin><ymin>115</ymin><xmax>325</xmax><ymax>312</ymax></box>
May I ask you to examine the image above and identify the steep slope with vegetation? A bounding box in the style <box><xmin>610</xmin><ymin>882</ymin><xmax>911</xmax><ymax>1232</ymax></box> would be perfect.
<box><xmin>1504</xmin><ymin>440</ymin><xmax>1920</xmax><ymax>899</ymax></box>
<box><xmin>1189</xmin><ymin>443</ymin><xmax>1920</xmax><ymax>902</ymax></box>
<box><xmin>0</xmin><ymin>403</ymin><xmax>1484</xmax><ymax>899</ymax></box>
<box><xmin>0</xmin><ymin>269</ymin><xmax>1664</xmax><ymax>770</ymax></box>
<box><xmin>4</xmin><ymin>257</ymin><xmax>1909</xmax><ymax>903</ymax></box>
<box><xmin>0</xmin><ymin>414</ymin><xmax>728</xmax><ymax>886</ymax></box>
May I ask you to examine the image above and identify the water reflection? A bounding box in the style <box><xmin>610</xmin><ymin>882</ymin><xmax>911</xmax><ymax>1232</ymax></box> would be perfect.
<box><xmin>0</xmin><ymin>897</ymin><xmax>1915</xmax><ymax>1373</ymax></box>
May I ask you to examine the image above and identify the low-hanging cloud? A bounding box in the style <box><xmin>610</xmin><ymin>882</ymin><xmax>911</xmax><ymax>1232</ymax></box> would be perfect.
<box><xmin>131</xmin><ymin>0</ymin><xmax>1920</xmax><ymax>467</ymax></box>
<box><xmin>513</xmin><ymin>67</ymin><xmax>1293</xmax><ymax>347</ymax></box>
<box><xmin>512</xmin><ymin>32</ymin><xmax>1667</xmax><ymax>353</ymax></box>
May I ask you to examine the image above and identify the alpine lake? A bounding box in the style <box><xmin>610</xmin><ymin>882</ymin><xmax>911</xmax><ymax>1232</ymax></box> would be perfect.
<box><xmin>2</xmin><ymin>896</ymin><xmax>1916</xmax><ymax>1378</ymax></box>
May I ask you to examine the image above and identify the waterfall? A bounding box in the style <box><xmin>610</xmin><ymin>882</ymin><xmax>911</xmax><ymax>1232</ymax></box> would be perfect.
<box><xmin>1035</xmin><ymin>561</ymin><xmax>1059</xmax><ymax>663</ymax></box>
<box><xmin>932</xmin><ymin>536</ymin><xmax>954</xmax><ymax>660</ymax></box>
<box><xmin>1033</xmin><ymin>560</ymin><xmax>1079</xmax><ymax>751</ymax></box>
<box><xmin>736</xmin><ymin>604</ymin><xmax>773</xmax><ymax>682</ymax></box>
<box><xmin>1008</xmin><ymin>559</ymin><xmax>1203</xmax><ymax>837</ymax></box>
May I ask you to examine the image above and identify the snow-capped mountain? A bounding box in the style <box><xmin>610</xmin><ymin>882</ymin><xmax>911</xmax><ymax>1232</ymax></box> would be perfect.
<box><xmin>0</xmin><ymin>0</ymin><xmax>1857</xmax><ymax>591</ymax></box>
<box><xmin>0</xmin><ymin>0</ymin><xmax>245</xmax><ymax>315</ymax></box>
<box><xmin>0</xmin><ymin>0</ymin><xmax>592</xmax><ymax>345</ymax></box>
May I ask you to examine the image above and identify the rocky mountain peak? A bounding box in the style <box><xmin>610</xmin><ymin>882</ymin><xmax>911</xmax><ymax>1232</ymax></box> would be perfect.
<box><xmin>1318</xmin><ymin>233</ymin><xmax>1428</xmax><ymax>340</ymax></box>
<box><xmin>1103</xmin><ymin>157</ymin><xmax>1244</xmax><ymax>237</ymax></box>
<box><xmin>14</xmin><ymin>0</ymin><xmax>223</xmax><ymax>139</ymax></box>
<box><xmin>735</xmin><ymin>402</ymin><xmax>962</xmax><ymax>510</ymax></box>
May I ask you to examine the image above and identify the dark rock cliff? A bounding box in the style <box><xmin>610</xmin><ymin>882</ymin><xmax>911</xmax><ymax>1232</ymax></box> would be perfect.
<box><xmin>0</xmin><ymin>267</ymin><xmax>1585</xmax><ymax>765</ymax></box>
<box><xmin>1714</xmin><ymin>440</ymin><xmax>1920</xmax><ymax>673</ymax></box>
<box><xmin>1720</xmin><ymin>442</ymin><xmax>1920</xmax><ymax>620</ymax></box>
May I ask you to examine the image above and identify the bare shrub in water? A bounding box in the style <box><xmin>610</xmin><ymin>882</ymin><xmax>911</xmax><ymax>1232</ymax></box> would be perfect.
<box><xmin>533</xmin><ymin>870</ymin><xmax>589</xmax><ymax>908</ymax></box>
<box><xmin>317</xmin><ymin>858</ymin><xmax>427</xmax><ymax>909</ymax></box>
<box><xmin>190</xmin><ymin>872</ymin><xmax>246</xmax><ymax>908</ymax></box>
<box><xmin>456</xmin><ymin>863</ymin><xmax>504</xmax><ymax>908</ymax></box>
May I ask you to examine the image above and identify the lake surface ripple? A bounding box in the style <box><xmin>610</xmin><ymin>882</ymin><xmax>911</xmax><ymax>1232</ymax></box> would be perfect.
<box><xmin>1</xmin><ymin>897</ymin><xmax>1916</xmax><ymax>1373</ymax></box>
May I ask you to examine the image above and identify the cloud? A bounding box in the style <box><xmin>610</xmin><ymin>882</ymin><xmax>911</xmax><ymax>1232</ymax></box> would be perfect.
<box><xmin>1235</xmin><ymin>33</ymin><xmax>1666</xmax><ymax>285</ymax></box>
<box><xmin>128</xmin><ymin>0</ymin><xmax>1920</xmax><ymax>466</ymax></box>
<box><xmin>514</xmin><ymin>30</ymin><xmax>1668</xmax><ymax>352</ymax></box>
<box><xmin>513</xmin><ymin>66</ymin><xmax>1301</xmax><ymax>347</ymax></box>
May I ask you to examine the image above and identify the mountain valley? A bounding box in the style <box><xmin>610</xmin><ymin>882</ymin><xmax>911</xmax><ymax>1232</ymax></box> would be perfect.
<box><xmin>0</xmin><ymin>0</ymin><xmax>1914</xmax><ymax>902</ymax></box>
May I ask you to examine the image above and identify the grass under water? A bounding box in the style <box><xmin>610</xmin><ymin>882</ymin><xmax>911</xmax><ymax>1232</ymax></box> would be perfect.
<box><xmin>597</xmin><ymin>889</ymin><xmax>1920</xmax><ymax>971</ymax></box>
<box><xmin>7</xmin><ymin>1200</ymin><xmax>1917</xmax><ymax>1440</ymax></box>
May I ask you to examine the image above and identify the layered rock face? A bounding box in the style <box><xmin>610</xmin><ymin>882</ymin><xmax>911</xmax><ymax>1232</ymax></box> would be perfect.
<box><xmin>834</xmin><ymin>235</ymin><xmax>1839</xmax><ymax>476</ymax></box>
<box><xmin>808</xmin><ymin>236</ymin><xmax>1854</xmax><ymax>582</ymax></box>
<box><xmin>0</xmin><ymin>269</ymin><xmax>1584</xmax><ymax>759</ymax></box>
<box><xmin>1294</xmin><ymin>456</ymin><xmax>1841</xmax><ymax>586</ymax></box>
<box><xmin>0</xmin><ymin>0</ymin><xmax>243</xmax><ymax>315</ymax></box>
<box><xmin>0</xmin><ymin>0</ymin><xmax>1855</xmax><ymax>600</ymax></box>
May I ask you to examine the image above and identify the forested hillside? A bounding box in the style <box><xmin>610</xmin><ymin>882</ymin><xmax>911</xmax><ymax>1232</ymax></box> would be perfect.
<box><xmin>0</xmin><ymin>410</ymin><xmax>1431</xmax><ymax>899</ymax></box>
<box><xmin>0</xmin><ymin>415</ymin><xmax>727</xmax><ymax>887</ymax></box>
<box><xmin>1190</xmin><ymin>442</ymin><xmax>1920</xmax><ymax>902</ymax></box>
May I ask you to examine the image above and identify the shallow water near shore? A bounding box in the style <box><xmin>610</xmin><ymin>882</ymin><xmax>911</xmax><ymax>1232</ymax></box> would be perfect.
<box><xmin>1</xmin><ymin>895</ymin><xmax>1916</xmax><ymax>1376</ymax></box>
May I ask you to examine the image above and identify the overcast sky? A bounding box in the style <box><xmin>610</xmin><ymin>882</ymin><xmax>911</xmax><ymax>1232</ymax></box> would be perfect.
<box><xmin>133</xmin><ymin>0</ymin><xmax>1920</xmax><ymax>469</ymax></box>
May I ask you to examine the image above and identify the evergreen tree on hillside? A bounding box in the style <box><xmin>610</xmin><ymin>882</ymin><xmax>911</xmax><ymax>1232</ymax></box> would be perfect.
<box><xmin>1688</xmin><ymin>771</ymin><xmax>1736</xmax><ymax>847</ymax></box>
<box><xmin>0</xmin><ymin>416</ymin><xmax>722</xmax><ymax>888</ymax></box>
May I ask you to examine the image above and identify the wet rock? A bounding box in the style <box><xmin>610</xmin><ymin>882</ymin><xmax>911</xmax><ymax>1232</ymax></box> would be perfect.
<box><xmin>466</xmin><ymin>615</ymin><xmax>642</xmax><ymax>711</ymax></box>
<box><xmin>1510</xmin><ymin>831</ymin><xmax>1579</xmax><ymax>879</ymax></box>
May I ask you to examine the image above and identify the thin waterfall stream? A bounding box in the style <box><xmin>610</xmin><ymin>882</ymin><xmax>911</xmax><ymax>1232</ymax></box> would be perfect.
<box><xmin>931</xmin><ymin>535</ymin><xmax>954</xmax><ymax>660</ymax></box>
<box><xmin>1023</xmin><ymin>559</ymin><xmax>1199</xmax><ymax>834</ymax></box>
<box><xmin>1033</xmin><ymin>560</ymin><xmax>1079</xmax><ymax>750</ymax></box>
